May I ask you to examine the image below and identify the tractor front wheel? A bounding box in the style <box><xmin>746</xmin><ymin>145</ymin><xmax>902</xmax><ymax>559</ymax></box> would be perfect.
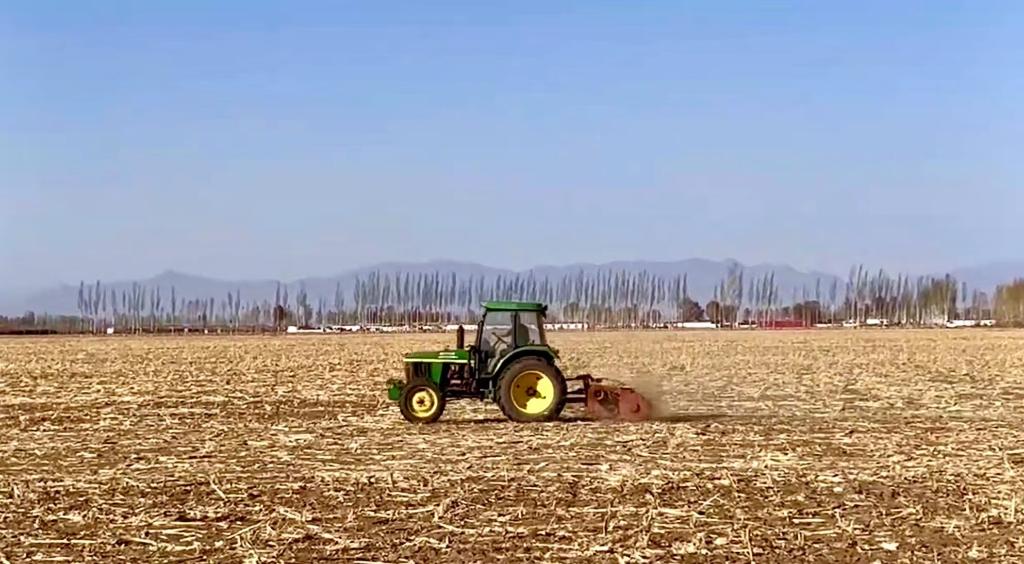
<box><xmin>496</xmin><ymin>358</ymin><xmax>567</xmax><ymax>422</ymax></box>
<box><xmin>399</xmin><ymin>378</ymin><xmax>446</xmax><ymax>424</ymax></box>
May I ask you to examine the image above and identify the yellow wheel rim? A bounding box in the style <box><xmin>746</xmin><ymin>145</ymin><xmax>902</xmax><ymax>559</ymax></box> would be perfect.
<box><xmin>410</xmin><ymin>388</ymin><xmax>439</xmax><ymax>418</ymax></box>
<box><xmin>510</xmin><ymin>370</ymin><xmax>555</xmax><ymax>415</ymax></box>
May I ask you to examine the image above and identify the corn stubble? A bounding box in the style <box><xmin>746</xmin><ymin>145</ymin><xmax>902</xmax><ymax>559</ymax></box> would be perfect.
<box><xmin>2</xmin><ymin>330</ymin><xmax>1024</xmax><ymax>562</ymax></box>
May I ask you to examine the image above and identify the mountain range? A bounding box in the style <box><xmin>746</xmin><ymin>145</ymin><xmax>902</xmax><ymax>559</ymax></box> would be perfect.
<box><xmin>2</xmin><ymin>258</ymin><xmax>1022</xmax><ymax>316</ymax></box>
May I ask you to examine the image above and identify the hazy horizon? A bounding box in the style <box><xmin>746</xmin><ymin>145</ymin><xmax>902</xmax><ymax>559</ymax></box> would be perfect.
<box><xmin>7</xmin><ymin>255</ymin><xmax>1024</xmax><ymax>293</ymax></box>
<box><xmin>3</xmin><ymin>2</ymin><xmax>1022</xmax><ymax>289</ymax></box>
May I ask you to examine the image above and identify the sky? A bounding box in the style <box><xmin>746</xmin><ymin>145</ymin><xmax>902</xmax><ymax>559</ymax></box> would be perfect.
<box><xmin>2</xmin><ymin>1</ymin><xmax>1022</xmax><ymax>289</ymax></box>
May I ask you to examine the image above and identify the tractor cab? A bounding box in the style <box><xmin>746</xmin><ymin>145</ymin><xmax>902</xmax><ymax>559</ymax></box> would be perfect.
<box><xmin>474</xmin><ymin>301</ymin><xmax>550</xmax><ymax>374</ymax></box>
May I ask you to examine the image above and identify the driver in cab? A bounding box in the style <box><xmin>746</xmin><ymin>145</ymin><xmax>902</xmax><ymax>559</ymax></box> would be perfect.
<box><xmin>482</xmin><ymin>316</ymin><xmax>530</xmax><ymax>357</ymax></box>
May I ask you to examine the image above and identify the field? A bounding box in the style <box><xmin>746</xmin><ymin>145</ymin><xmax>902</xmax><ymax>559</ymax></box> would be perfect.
<box><xmin>2</xmin><ymin>330</ymin><xmax>1024</xmax><ymax>563</ymax></box>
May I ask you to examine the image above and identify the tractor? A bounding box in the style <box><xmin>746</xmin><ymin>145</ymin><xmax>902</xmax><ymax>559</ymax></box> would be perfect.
<box><xmin>385</xmin><ymin>301</ymin><xmax>652</xmax><ymax>423</ymax></box>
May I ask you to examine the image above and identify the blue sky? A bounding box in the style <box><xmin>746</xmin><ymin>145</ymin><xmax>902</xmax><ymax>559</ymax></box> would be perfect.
<box><xmin>2</xmin><ymin>1</ymin><xmax>1021</xmax><ymax>288</ymax></box>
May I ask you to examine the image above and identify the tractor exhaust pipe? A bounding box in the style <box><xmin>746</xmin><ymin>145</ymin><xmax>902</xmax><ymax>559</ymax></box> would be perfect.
<box><xmin>456</xmin><ymin>325</ymin><xmax>465</xmax><ymax>349</ymax></box>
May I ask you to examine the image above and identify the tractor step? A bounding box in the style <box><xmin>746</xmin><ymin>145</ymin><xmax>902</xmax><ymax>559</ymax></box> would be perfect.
<box><xmin>566</xmin><ymin>374</ymin><xmax>653</xmax><ymax>421</ymax></box>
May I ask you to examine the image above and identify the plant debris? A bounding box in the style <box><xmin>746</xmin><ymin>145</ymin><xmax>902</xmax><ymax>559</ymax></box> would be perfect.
<box><xmin>2</xmin><ymin>330</ymin><xmax>1023</xmax><ymax>562</ymax></box>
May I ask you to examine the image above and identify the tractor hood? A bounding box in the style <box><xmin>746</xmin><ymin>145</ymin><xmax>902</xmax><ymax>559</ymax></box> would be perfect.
<box><xmin>403</xmin><ymin>349</ymin><xmax>470</xmax><ymax>363</ymax></box>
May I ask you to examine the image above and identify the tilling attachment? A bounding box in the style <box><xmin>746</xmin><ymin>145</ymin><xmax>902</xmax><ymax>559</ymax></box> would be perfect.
<box><xmin>567</xmin><ymin>375</ymin><xmax>654</xmax><ymax>421</ymax></box>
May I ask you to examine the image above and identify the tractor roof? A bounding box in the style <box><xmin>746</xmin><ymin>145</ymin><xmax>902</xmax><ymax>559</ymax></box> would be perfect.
<box><xmin>481</xmin><ymin>300</ymin><xmax>547</xmax><ymax>313</ymax></box>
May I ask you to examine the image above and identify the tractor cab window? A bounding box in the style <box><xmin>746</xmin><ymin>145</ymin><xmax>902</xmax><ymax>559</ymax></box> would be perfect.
<box><xmin>515</xmin><ymin>311</ymin><xmax>545</xmax><ymax>346</ymax></box>
<box><xmin>479</xmin><ymin>310</ymin><xmax>514</xmax><ymax>356</ymax></box>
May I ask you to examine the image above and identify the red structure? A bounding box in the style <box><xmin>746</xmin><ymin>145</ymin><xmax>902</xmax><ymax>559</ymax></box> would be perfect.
<box><xmin>761</xmin><ymin>319</ymin><xmax>810</xmax><ymax>329</ymax></box>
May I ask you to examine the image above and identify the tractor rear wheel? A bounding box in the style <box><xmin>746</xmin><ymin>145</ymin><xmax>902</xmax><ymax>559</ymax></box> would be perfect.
<box><xmin>496</xmin><ymin>358</ymin><xmax>567</xmax><ymax>422</ymax></box>
<box><xmin>399</xmin><ymin>378</ymin><xmax>446</xmax><ymax>424</ymax></box>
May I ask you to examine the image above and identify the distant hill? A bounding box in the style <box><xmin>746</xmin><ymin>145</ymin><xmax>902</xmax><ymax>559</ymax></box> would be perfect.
<box><xmin>4</xmin><ymin>258</ymin><xmax>1023</xmax><ymax>315</ymax></box>
<box><xmin>948</xmin><ymin>262</ymin><xmax>1024</xmax><ymax>294</ymax></box>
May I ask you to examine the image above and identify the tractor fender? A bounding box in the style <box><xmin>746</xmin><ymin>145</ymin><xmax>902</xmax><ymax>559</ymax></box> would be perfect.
<box><xmin>491</xmin><ymin>346</ymin><xmax>559</xmax><ymax>380</ymax></box>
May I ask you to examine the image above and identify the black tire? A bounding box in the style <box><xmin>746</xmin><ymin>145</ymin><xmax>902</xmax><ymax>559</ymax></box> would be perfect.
<box><xmin>399</xmin><ymin>378</ymin><xmax>446</xmax><ymax>424</ymax></box>
<box><xmin>496</xmin><ymin>357</ymin><xmax>567</xmax><ymax>422</ymax></box>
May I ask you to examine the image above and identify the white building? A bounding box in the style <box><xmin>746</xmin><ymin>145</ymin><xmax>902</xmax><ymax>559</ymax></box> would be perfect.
<box><xmin>543</xmin><ymin>322</ymin><xmax>590</xmax><ymax>331</ymax></box>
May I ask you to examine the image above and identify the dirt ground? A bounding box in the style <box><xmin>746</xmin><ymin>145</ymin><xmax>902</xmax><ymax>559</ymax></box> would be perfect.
<box><xmin>2</xmin><ymin>330</ymin><xmax>1024</xmax><ymax>562</ymax></box>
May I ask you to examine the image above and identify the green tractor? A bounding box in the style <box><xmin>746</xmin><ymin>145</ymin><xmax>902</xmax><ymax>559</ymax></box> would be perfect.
<box><xmin>385</xmin><ymin>301</ymin><xmax>652</xmax><ymax>423</ymax></box>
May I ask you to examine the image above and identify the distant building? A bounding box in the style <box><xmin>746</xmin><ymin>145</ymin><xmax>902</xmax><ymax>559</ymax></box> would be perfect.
<box><xmin>544</xmin><ymin>322</ymin><xmax>590</xmax><ymax>331</ymax></box>
<box><xmin>666</xmin><ymin>321</ymin><xmax>719</xmax><ymax>329</ymax></box>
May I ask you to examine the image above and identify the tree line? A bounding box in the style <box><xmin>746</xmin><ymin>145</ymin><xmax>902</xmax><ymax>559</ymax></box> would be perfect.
<box><xmin>3</xmin><ymin>267</ymin><xmax>1024</xmax><ymax>333</ymax></box>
